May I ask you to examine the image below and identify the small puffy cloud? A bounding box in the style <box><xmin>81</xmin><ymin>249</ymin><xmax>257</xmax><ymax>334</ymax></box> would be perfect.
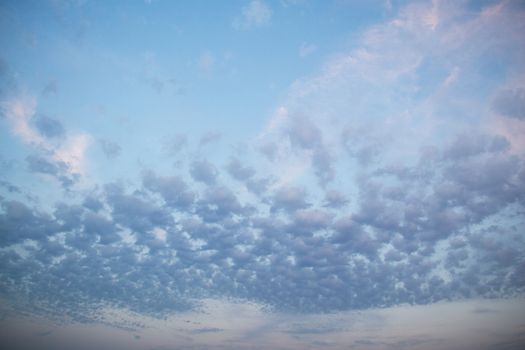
<box><xmin>190</xmin><ymin>159</ymin><xmax>218</xmax><ymax>184</ymax></box>
<box><xmin>105</xmin><ymin>182</ymin><xmax>174</xmax><ymax>232</ymax></box>
<box><xmin>83</xmin><ymin>195</ymin><xmax>104</xmax><ymax>212</ymax></box>
<box><xmin>54</xmin><ymin>133</ymin><xmax>90</xmax><ymax>175</ymax></box>
<box><xmin>492</xmin><ymin>88</ymin><xmax>525</xmax><ymax>120</ymax></box>
<box><xmin>233</xmin><ymin>0</ymin><xmax>272</xmax><ymax>30</ymax></box>
<box><xmin>142</xmin><ymin>170</ymin><xmax>195</xmax><ymax>210</ymax></box>
<box><xmin>246</xmin><ymin>177</ymin><xmax>271</xmax><ymax>195</ymax></box>
<box><xmin>163</xmin><ymin>133</ymin><xmax>187</xmax><ymax>155</ymax></box>
<box><xmin>384</xmin><ymin>248</ymin><xmax>404</xmax><ymax>262</ymax></box>
<box><xmin>284</xmin><ymin>115</ymin><xmax>335</xmax><ymax>185</ymax></box>
<box><xmin>35</xmin><ymin>115</ymin><xmax>64</xmax><ymax>138</ymax></box>
<box><xmin>271</xmin><ymin>185</ymin><xmax>309</xmax><ymax>213</ymax></box>
<box><xmin>289</xmin><ymin>209</ymin><xmax>333</xmax><ymax>235</ymax></box>
<box><xmin>287</xmin><ymin>115</ymin><xmax>322</xmax><ymax>150</ymax></box>
<box><xmin>332</xmin><ymin>216</ymin><xmax>361</xmax><ymax>237</ymax></box>
<box><xmin>443</xmin><ymin>133</ymin><xmax>510</xmax><ymax>160</ymax></box>
<box><xmin>83</xmin><ymin>211</ymin><xmax>120</xmax><ymax>244</ymax></box>
<box><xmin>199</xmin><ymin>131</ymin><xmax>222</xmax><ymax>146</ymax></box>
<box><xmin>26</xmin><ymin>154</ymin><xmax>78</xmax><ymax>188</ymax></box>
<box><xmin>323</xmin><ymin>189</ymin><xmax>349</xmax><ymax>208</ymax></box>
<box><xmin>341</xmin><ymin>126</ymin><xmax>382</xmax><ymax>166</ymax></box>
<box><xmin>312</xmin><ymin>146</ymin><xmax>335</xmax><ymax>186</ymax></box>
<box><xmin>196</xmin><ymin>185</ymin><xmax>244</xmax><ymax>222</ymax></box>
<box><xmin>99</xmin><ymin>138</ymin><xmax>121</xmax><ymax>159</ymax></box>
<box><xmin>0</xmin><ymin>199</ymin><xmax>59</xmax><ymax>245</ymax></box>
<box><xmin>257</xmin><ymin>139</ymin><xmax>278</xmax><ymax>161</ymax></box>
<box><xmin>54</xmin><ymin>202</ymin><xmax>84</xmax><ymax>231</ymax></box>
<box><xmin>26</xmin><ymin>154</ymin><xmax>62</xmax><ymax>175</ymax></box>
<box><xmin>226</xmin><ymin>157</ymin><xmax>255</xmax><ymax>182</ymax></box>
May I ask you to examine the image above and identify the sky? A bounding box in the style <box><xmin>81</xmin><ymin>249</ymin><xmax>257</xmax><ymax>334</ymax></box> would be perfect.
<box><xmin>0</xmin><ymin>0</ymin><xmax>525</xmax><ymax>349</ymax></box>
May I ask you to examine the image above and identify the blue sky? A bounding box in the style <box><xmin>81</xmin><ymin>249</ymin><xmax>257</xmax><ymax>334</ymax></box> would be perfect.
<box><xmin>1</xmin><ymin>0</ymin><xmax>525</xmax><ymax>349</ymax></box>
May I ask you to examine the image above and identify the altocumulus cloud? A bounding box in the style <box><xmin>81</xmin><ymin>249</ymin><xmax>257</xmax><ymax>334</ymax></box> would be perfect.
<box><xmin>0</xmin><ymin>1</ymin><xmax>524</xmax><ymax>345</ymax></box>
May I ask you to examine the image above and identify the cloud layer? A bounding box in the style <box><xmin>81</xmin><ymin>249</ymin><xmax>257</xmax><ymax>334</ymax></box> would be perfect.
<box><xmin>0</xmin><ymin>0</ymin><xmax>524</xmax><ymax>330</ymax></box>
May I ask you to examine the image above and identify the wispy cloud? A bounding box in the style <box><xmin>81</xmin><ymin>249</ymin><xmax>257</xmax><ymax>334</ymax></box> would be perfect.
<box><xmin>2</xmin><ymin>94</ymin><xmax>91</xmax><ymax>179</ymax></box>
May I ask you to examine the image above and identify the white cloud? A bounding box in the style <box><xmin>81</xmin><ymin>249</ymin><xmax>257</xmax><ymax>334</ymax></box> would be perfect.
<box><xmin>256</xmin><ymin>0</ymin><xmax>525</xmax><ymax>190</ymax></box>
<box><xmin>1</xmin><ymin>94</ymin><xmax>91</xmax><ymax>177</ymax></box>
<box><xmin>233</xmin><ymin>0</ymin><xmax>272</xmax><ymax>30</ymax></box>
<box><xmin>54</xmin><ymin>133</ymin><xmax>91</xmax><ymax>175</ymax></box>
<box><xmin>1</xmin><ymin>95</ymin><xmax>44</xmax><ymax>146</ymax></box>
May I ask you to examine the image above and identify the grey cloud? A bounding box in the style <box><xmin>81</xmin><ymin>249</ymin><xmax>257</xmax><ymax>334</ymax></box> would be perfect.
<box><xmin>246</xmin><ymin>177</ymin><xmax>271</xmax><ymax>195</ymax></box>
<box><xmin>391</xmin><ymin>236</ymin><xmax>419</xmax><ymax>254</ymax></box>
<box><xmin>288</xmin><ymin>209</ymin><xmax>332</xmax><ymax>236</ymax></box>
<box><xmin>331</xmin><ymin>216</ymin><xmax>379</xmax><ymax>258</ymax></box>
<box><xmin>26</xmin><ymin>155</ymin><xmax>61</xmax><ymax>175</ymax></box>
<box><xmin>323</xmin><ymin>189</ymin><xmax>348</xmax><ymax>208</ymax></box>
<box><xmin>0</xmin><ymin>199</ymin><xmax>60</xmax><ymax>246</ymax></box>
<box><xmin>341</xmin><ymin>126</ymin><xmax>382</xmax><ymax>166</ymax></box>
<box><xmin>258</xmin><ymin>140</ymin><xmax>278</xmax><ymax>161</ymax></box>
<box><xmin>34</xmin><ymin>115</ymin><xmax>64</xmax><ymax>138</ymax></box>
<box><xmin>354</xmin><ymin>135</ymin><xmax>525</xmax><ymax>246</ymax></box>
<box><xmin>287</xmin><ymin>115</ymin><xmax>321</xmax><ymax>150</ymax></box>
<box><xmin>226</xmin><ymin>157</ymin><xmax>255</xmax><ymax>181</ymax></box>
<box><xmin>163</xmin><ymin>133</ymin><xmax>187</xmax><ymax>155</ymax></box>
<box><xmin>190</xmin><ymin>159</ymin><xmax>218</xmax><ymax>184</ymax></box>
<box><xmin>271</xmin><ymin>185</ymin><xmax>310</xmax><ymax>213</ymax></box>
<box><xmin>492</xmin><ymin>88</ymin><xmax>525</xmax><ymax>120</ymax></box>
<box><xmin>2</xmin><ymin>127</ymin><xmax>525</xmax><ymax>319</ymax></box>
<box><xmin>199</xmin><ymin>131</ymin><xmax>221</xmax><ymax>146</ymax></box>
<box><xmin>196</xmin><ymin>185</ymin><xmax>244</xmax><ymax>222</ymax></box>
<box><xmin>384</xmin><ymin>249</ymin><xmax>404</xmax><ymax>262</ymax></box>
<box><xmin>312</xmin><ymin>147</ymin><xmax>335</xmax><ymax>186</ymax></box>
<box><xmin>444</xmin><ymin>153</ymin><xmax>519</xmax><ymax>195</ymax></box>
<box><xmin>83</xmin><ymin>195</ymin><xmax>104</xmax><ymax>212</ymax></box>
<box><xmin>83</xmin><ymin>211</ymin><xmax>120</xmax><ymax>244</ymax></box>
<box><xmin>443</xmin><ymin>133</ymin><xmax>510</xmax><ymax>160</ymax></box>
<box><xmin>26</xmin><ymin>155</ymin><xmax>77</xmax><ymax>188</ymax></box>
<box><xmin>142</xmin><ymin>171</ymin><xmax>195</xmax><ymax>210</ymax></box>
<box><xmin>0</xmin><ymin>179</ymin><xmax>21</xmax><ymax>193</ymax></box>
<box><xmin>105</xmin><ymin>182</ymin><xmax>174</xmax><ymax>232</ymax></box>
<box><xmin>99</xmin><ymin>139</ymin><xmax>121</xmax><ymax>159</ymax></box>
<box><xmin>54</xmin><ymin>202</ymin><xmax>84</xmax><ymax>231</ymax></box>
